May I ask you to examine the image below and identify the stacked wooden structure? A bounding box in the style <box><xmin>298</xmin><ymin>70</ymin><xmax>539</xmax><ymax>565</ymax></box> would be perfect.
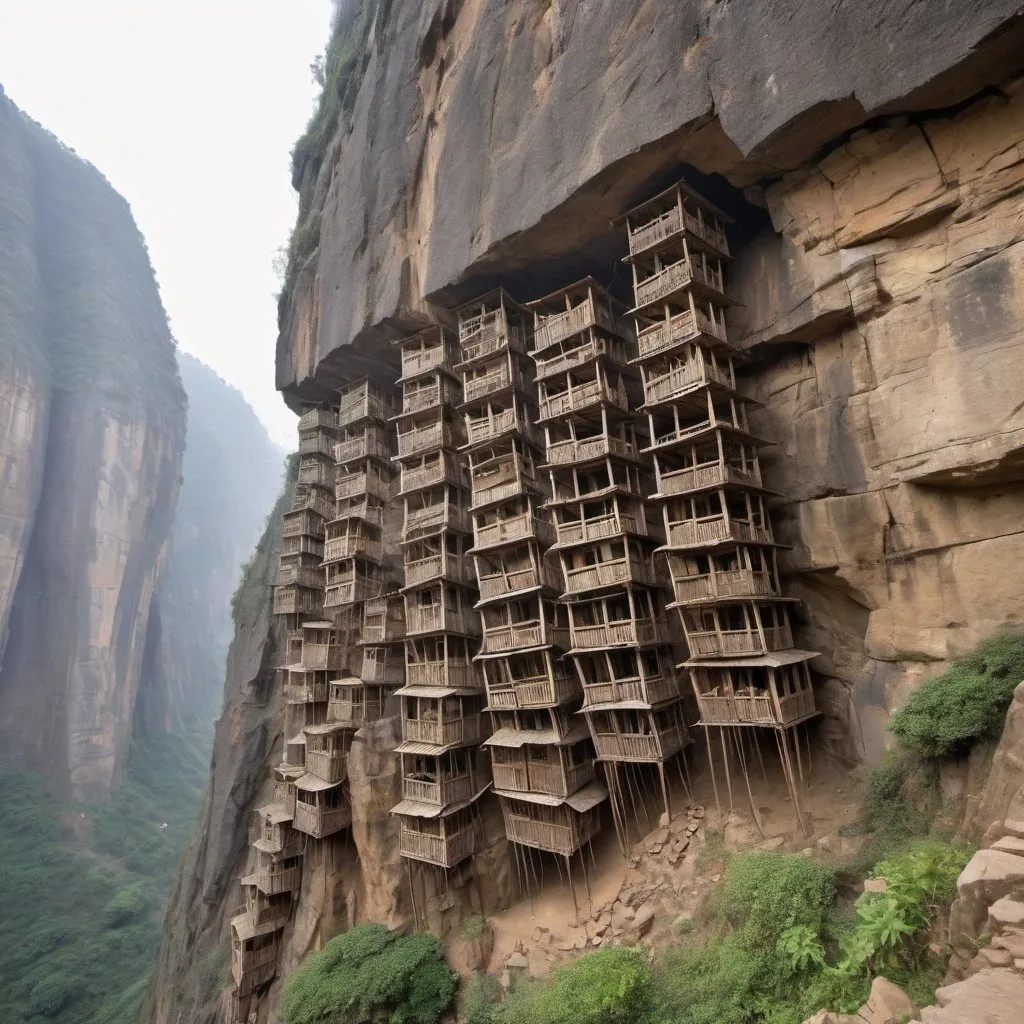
<box><xmin>389</xmin><ymin>327</ymin><xmax>487</xmax><ymax>875</ymax></box>
<box><xmin>624</xmin><ymin>182</ymin><xmax>818</xmax><ymax>833</ymax></box>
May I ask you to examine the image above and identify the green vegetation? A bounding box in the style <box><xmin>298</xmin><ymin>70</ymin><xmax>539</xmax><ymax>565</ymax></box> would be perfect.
<box><xmin>280</xmin><ymin>1</ymin><xmax>383</xmax><ymax>305</ymax></box>
<box><xmin>462</xmin><ymin>972</ymin><xmax>503</xmax><ymax>1024</ymax></box>
<box><xmin>0</xmin><ymin>723</ymin><xmax>209</xmax><ymax>1024</ymax></box>
<box><xmin>888</xmin><ymin>630</ymin><xmax>1024</xmax><ymax>758</ymax></box>
<box><xmin>461</xmin><ymin>914</ymin><xmax>489</xmax><ymax>941</ymax></box>
<box><xmin>282</xmin><ymin>924</ymin><xmax>458</xmax><ymax>1024</ymax></box>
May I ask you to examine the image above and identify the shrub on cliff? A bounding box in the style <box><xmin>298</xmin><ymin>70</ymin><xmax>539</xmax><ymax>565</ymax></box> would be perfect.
<box><xmin>282</xmin><ymin>924</ymin><xmax>457</xmax><ymax>1024</ymax></box>
<box><xmin>888</xmin><ymin>629</ymin><xmax>1024</xmax><ymax>758</ymax></box>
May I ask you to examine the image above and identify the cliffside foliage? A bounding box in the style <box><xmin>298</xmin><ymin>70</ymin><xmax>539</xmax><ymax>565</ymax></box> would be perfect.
<box><xmin>282</xmin><ymin>924</ymin><xmax>457</xmax><ymax>1024</ymax></box>
<box><xmin>0</xmin><ymin>726</ymin><xmax>207</xmax><ymax>1024</ymax></box>
<box><xmin>280</xmin><ymin>1</ymin><xmax>385</xmax><ymax>306</ymax></box>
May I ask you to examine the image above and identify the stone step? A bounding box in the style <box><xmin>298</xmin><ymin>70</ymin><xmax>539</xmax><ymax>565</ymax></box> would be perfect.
<box><xmin>989</xmin><ymin>897</ymin><xmax>1024</xmax><ymax>932</ymax></box>
<box><xmin>919</xmin><ymin>968</ymin><xmax>1024</xmax><ymax>1023</ymax></box>
<box><xmin>992</xmin><ymin>835</ymin><xmax>1024</xmax><ymax>857</ymax></box>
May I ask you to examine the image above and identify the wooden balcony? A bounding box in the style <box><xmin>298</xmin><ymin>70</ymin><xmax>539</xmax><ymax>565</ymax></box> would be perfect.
<box><xmin>323</xmin><ymin>532</ymin><xmax>383</xmax><ymax>563</ymax></box>
<box><xmin>252</xmin><ymin>858</ymin><xmax>300</xmax><ymax>896</ymax></box>
<box><xmin>298</xmin><ymin>407</ymin><xmax>337</xmax><ymax>431</ymax></box>
<box><xmin>492</xmin><ymin>759</ymin><xmax>595</xmax><ymax>799</ymax></box>
<box><xmin>401</xmin><ymin>341</ymin><xmax>457</xmax><ymax>380</ymax></box>
<box><xmin>486</xmin><ymin>669</ymin><xmax>578</xmax><ymax>709</ymax></box>
<box><xmin>465</xmin><ymin>407</ymin><xmax>542</xmax><ymax>448</ymax></box>
<box><xmin>402</xmin><ymin>771</ymin><xmax>476</xmax><ymax>807</ymax></box>
<box><xmin>324</xmin><ymin>574</ymin><xmax>382</xmax><ymax>608</ymax></box>
<box><xmin>686</xmin><ymin>623</ymin><xmax>794</xmax><ymax>659</ymax></box>
<box><xmin>400</xmin><ymin>455</ymin><xmax>466</xmax><ymax>495</ymax></box>
<box><xmin>665</xmin><ymin>515</ymin><xmax>773</xmax><ymax>549</ymax></box>
<box><xmin>477</xmin><ymin>562</ymin><xmax>562</xmax><ymax>601</ymax></box>
<box><xmin>231</xmin><ymin>920</ymin><xmax>280</xmax><ymax>997</ymax></box>
<box><xmin>656</xmin><ymin>459</ymin><xmax>761</xmax><ymax>497</ymax></box>
<box><xmin>396</xmin><ymin>421</ymin><xmax>452</xmax><ymax>459</ymax></box>
<box><xmin>362</xmin><ymin>597</ymin><xmax>405</xmax><ymax>644</ymax></box>
<box><xmin>633</xmin><ymin>257</ymin><xmax>725</xmax><ymax>309</ymax></box>
<box><xmin>569</xmin><ymin>617</ymin><xmax>666</xmax><ymax>650</ymax></box>
<box><xmin>298</xmin><ymin>458</ymin><xmax>334</xmax><ymax>487</ymax></box>
<box><xmin>403</xmin><ymin>714</ymin><xmax>484</xmax><ymax>747</ymax></box>
<box><xmin>481</xmin><ymin>621</ymin><xmax>569</xmax><ymax>654</ymax></box>
<box><xmin>273</xmin><ymin>586</ymin><xmax>322</xmax><ymax>616</ymax></box>
<box><xmin>562</xmin><ymin>554</ymin><xmax>656</xmax><ymax>595</ymax></box>
<box><xmin>499</xmin><ymin>800</ymin><xmax>602</xmax><ymax>856</ymax></box>
<box><xmin>302</xmin><ymin>643</ymin><xmax>346</xmax><ymax>672</ymax></box>
<box><xmin>299</xmin><ymin>430</ymin><xmax>336</xmax><ymax>458</ymax></box>
<box><xmin>670</xmin><ymin>567</ymin><xmax>776</xmax><ymax>605</ymax></box>
<box><xmin>293</xmin><ymin>798</ymin><xmax>352</xmax><ymax>839</ymax></box>
<box><xmin>405</xmin><ymin>604</ymin><xmax>480</xmax><ymax>637</ymax></box>
<box><xmin>362</xmin><ymin>647</ymin><xmax>405</xmax><ymax>686</ymax></box>
<box><xmin>398</xmin><ymin>822</ymin><xmax>475</xmax><ymax>868</ymax></box>
<box><xmin>334</xmin><ymin>430</ymin><xmax>392</xmax><ymax>465</ymax></box>
<box><xmin>463</xmin><ymin>361</ymin><xmax>531</xmax><ymax>404</ymax></box>
<box><xmin>696</xmin><ymin>687</ymin><xmax>814</xmax><ymax>727</ymax></box>
<box><xmin>545</xmin><ymin>433</ymin><xmax>637</xmax><ymax>467</ymax></box>
<box><xmin>636</xmin><ymin>307</ymin><xmax>727</xmax><ymax>360</ymax></box>
<box><xmin>534</xmin><ymin>335</ymin><xmax>632</xmax><ymax>383</ymax></box>
<box><xmin>335</xmin><ymin>468</ymin><xmax>392</xmax><ymax>502</ymax></box>
<box><xmin>473</xmin><ymin>512</ymin><xmax>554</xmax><ymax>550</ymax></box>
<box><xmin>282</xmin><ymin>509</ymin><xmax>326</xmax><ymax>539</ymax></box>
<box><xmin>533</xmin><ymin>294</ymin><xmax>626</xmax><ymax>351</ymax></box>
<box><xmin>242</xmin><ymin>886</ymin><xmax>291</xmax><ymax>930</ymax></box>
<box><xmin>282</xmin><ymin>534</ymin><xmax>324</xmax><ymax>559</ymax></box>
<box><xmin>275</xmin><ymin>564</ymin><xmax>324</xmax><ymax>589</ymax></box>
<box><xmin>290</xmin><ymin>487</ymin><xmax>335</xmax><ymax>520</ymax></box>
<box><xmin>538</xmin><ymin>378</ymin><xmax>628</xmax><ymax>421</ymax></box>
<box><xmin>329</xmin><ymin>688</ymin><xmax>389</xmax><ymax>727</ymax></box>
<box><xmin>458</xmin><ymin>310</ymin><xmax>526</xmax><ymax>364</ymax></box>
<box><xmin>590</xmin><ymin>720</ymin><xmax>688</xmax><ymax>762</ymax></box>
<box><xmin>405</xmin><ymin>551</ymin><xmax>475</xmax><ymax>588</ymax></box>
<box><xmin>403</xmin><ymin>501</ymin><xmax>472</xmax><ymax>542</ymax></box>
<box><xmin>338</xmin><ymin>386</ymin><xmax>397</xmax><ymax>427</ymax></box>
<box><xmin>405</xmin><ymin>660</ymin><xmax>477</xmax><ymax>690</ymax></box>
<box><xmin>554</xmin><ymin>507</ymin><xmax>653</xmax><ymax>547</ymax></box>
<box><xmin>582</xmin><ymin>674</ymin><xmax>680</xmax><ymax>708</ymax></box>
<box><xmin>402</xmin><ymin>376</ymin><xmax>461</xmax><ymax>414</ymax></box>
<box><xmin>627</xmin><ymin>202</ymin><xmax>730</xmax><ymax>258</ymax></box>
<box><xmin>284</xmin><ymin>676</ymin><xmax>328</xmax><ymax>704</ymax></box>
<box><xmin>643</xmin><ymin>359</ymin><xmax>734</xmax><ymax>406</ymax></box>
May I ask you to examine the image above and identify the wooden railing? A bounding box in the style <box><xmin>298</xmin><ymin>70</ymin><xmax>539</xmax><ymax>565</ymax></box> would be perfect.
<box><xmin>290</xmin><ymin>488</ymin><xmax>335</xmax><ymax>519</ymax></box>
<box><xmin>458</xmin><ymin>311</ymin><xmax>526</xmax><ymax>363</ymax></box>
<box><xmin>301</xmin><ymin>644</ymin><xmax>346</xmax><ymax>672</ymax></box>
<box><xmin>694</xmin><ymin>690</ymin><xmax>814</xmax><ymax>726</ymax></box>
<box><xmin>403</xmin><ymin>502</ymin><xmax>472</xmax><ymax>540</ymax></box>
<box><xmin>254</xmin><ymin>863</ymin><xmax>300</xmax><ymax>895</ymax></box>
<box><xmin>583</xmin><ymin>674</ymin><xmax>679</xmax><ymax>707</ymax></box>
<box><xmin>299</xmin><ymin>431</ymin><xmax>336</xmax><ymax>457</ymax></box>
<box><xmin>545</xmin><ymin>433</ymin><xmax>636</xmax><ymax>466</ymax></box>
<box><xmin>324</xmin><ymin>575</ymin><xmax>381</xmax><ymax>608</ymax></box>
<box><xmin>323</xmin><ymin>533</ymin><xmax>382</xmax><ymax>563</ymax></box>
<box><xmin>328</xmin><ymin>697</ymin><xmax>386</xmax><ymax>726</ymax></box>
<box><xmin>305</xmin><ymin>749</ymin><xmax>348</xmax><ymax>784</ymax></box>
<box><xmin>570</xmin><ymin>617</ymin><xmax>664</xmax><ymax>649</ymax></box>
<box><xmin>535</xmin><ymin>336</ymin><xmax>610</xmax><ymax>382</ymax></box>
<box><xmin>396</xmin><ymin>421</ymin><xmax>449</xmax><ymax>458</ymax></box>
<box><xmin>477</xmin><ymin>562</ymin><xmax>561</xmax><ymax>600</ymax></box>
<box><xmin>563</xmin><ymin>555</ymin><xmax>654</xmax><ymax>594</ymax></box>
<box><xmin>335</xmin><ymin>470</ymin><xmax>391</xmax><ymax>501</ymax></box>
<box><xmin>404</xmin><ymin>552</ymin><xmax>474</xmax><ymax>587</ymax></box>
<box><xmin>275</xmin><ymin>565</ymin><xmax>324</xmax><ymax>589</ymax></box>
<box><xmin>629</xmin><ymin>206</ymin><xmax>683</xmax><ymax>255</ymax></box>
<box><xmin>656</xmin><ymin>460</ymin><xmax>760</xmax><ymax>497</ymax></box>
<box><xmin>284</xmin><ymin>679</ymin><xmax>329</xmax><ymax>704</ymax></box>
<box><xmin>665</xmin><ymin>516</ymin><xmax>773</xmax><ymax>549</ymax></box>
<box><xmin>273</xmin><ymin>587</ymin><xmax>323</xmax><ymax>616</ymax></box>
<box><xmin>634</xmin><ymin>257</ymin><xmax>724</xmax><ymax>308</ymax></box>
<box><xmin>299</xmin><ymin>407</ymin><xmax>336</xmax><ymax>430</ymax></box>
<box><xmin>644</xmin><ymin>359</ymin><xmax>733</xmax><ymax>405</ymax></box>
<box><xmin>361</xmin><ymin>651</ymin><xmax>405</xmax><ymax>685</ymax></box>
<box><xmin>514</xmin><ymin>671</ymin><xmax>578</xmax><ymax>707</ymax></box>
<box><xmin>233</xmin><ymin>946</ymin><xmax>278</xmax><ymax>995</ymax></box>
<box><xmin>533</xmin><ymin>296</ymin><xmax>623</xmax><ymax>351</ymax></box>
<box><xmin>334</xmin><ymin>432</ymin><xmax>392</xmax><ymax>464</ymax></box>
<box><xmin>405</xmin><ymin>605</ymin><xmax>480</xmax><ymax>636</ymax></box>
<box><xmin>591</xmin><ymin>731</ymin><xmax>661</xmax><ymax>761</ymax></box>
<box><xmin>555</xmin><ymin>509</ymin><xmax>646</xmax><ymax>546</ymax></box>
<box><xmin>671</xmin><ymin>568</ymin><xmax>775</xmax><ymax>604</ymax></box>
<box><xmin>401</xmin><ymin>458</ymin><xmax>464</xmax><ymax>494</ymax></box>
<box><xmin>399</xmin><ymin>825</ymin><xmax>475</xmax><ymax>868</ymax></box>
<box><xmin>282</xmin><ymin>511</ymin><xmax>325</xmax><ymax>539</ymax></box>
<box><xmin>686</xmin><ymin>624</ymin><xmax>793</xmax><ymax>658</ymax></box>
<box><xmin>402</xmin><ymin>344</ymin><xmax>452</xmax><ymax>379</ymax></box>
<box><xmin>406</xmin><ymin>661</ymin><xmax>478</xmax><ymax>689</ymax></box>
<box><xmin>482</xmin><ymin>622</ymin><xmax>569</xmax><ymax>653</ymax></box>
<box><xmin>403</xmin><ymin>714</ymin><xmax>483</xmax><ymax>747</ymax></box>
<box><xmin>501</xmin><ymin>810</ymin><xmax>595</xmax><ymax>856</ymax></box>
<box><xmin>298</xmin><ymin>460</ymin><xmax>334</xmax><ymax>486</ymax></box>
<box><xmin>338</xmin><ymin>391</ymin><xmax>396</xmax><ymax>426</ymax></box>
<box><xmin>402</xmin><ymin>772</ymin><xmax>475</xmax><ymax>806</ymax></box>
<box><xmin>474</xmin><ymin>513</ymin><xmax>554</xmax><ymax>550</ymax></box>
<box><xmin>637</xmin><ymin>307</ymin><xmax>726</xmax><ymax>359</ymax></box>
<box><xmin>294</xmin><ymin>801</ymin><xmax>352</xmax><ymax>839</ymax></box>
<box><xmin>538</xmin><ymin>379</ymin><xmax>628</xmax><ymax>420</ymax></box>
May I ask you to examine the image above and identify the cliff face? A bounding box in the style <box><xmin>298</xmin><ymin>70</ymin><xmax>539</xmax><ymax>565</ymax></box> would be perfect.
<box><xmin>0</xmin><ymin>93</ymin><xmax>186</xmax><ymax>799</ymax></box>
<box><xmin>135</xmin><ymin>354</ymin><xmax>285</xmax><ymax>737</ymax></box>
<box><xmin>149</xmin><ymin>3</ymin><xmax>1024</xmax><ymax>1020</ymax></box>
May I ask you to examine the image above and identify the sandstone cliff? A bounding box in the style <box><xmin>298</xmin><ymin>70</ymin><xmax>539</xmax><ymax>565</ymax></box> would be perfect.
<box><xmin>0</xmin><ymin>92</ymin><xmax>187</xmax><ymax>798</ymax></box>
<box><xmin>148</xmin><ymin>2</ymin><xmax>1024</xmax><ymax>1019</ymax></box>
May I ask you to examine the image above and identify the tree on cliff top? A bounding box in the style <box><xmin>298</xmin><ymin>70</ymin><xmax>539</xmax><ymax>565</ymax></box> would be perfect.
<box><xmin>282</xmin><ymin>924</ymin><xmax>457</xmax><ymax>1024</ymax></box>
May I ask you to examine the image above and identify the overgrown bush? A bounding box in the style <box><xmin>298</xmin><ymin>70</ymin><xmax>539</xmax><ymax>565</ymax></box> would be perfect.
<box><xmin>888</xmin><ymin>630</ymin><xmax>1024</xmax><ymax>758</ymax></box>
<box><xmin>282</xmin><ymin>925</ymin><xmax>457</xmax><ymax>1024</ymax></box>
<box><xmin>497</xmin><ymin>947</ymin><xmax>654</xmax><ymax>1024</ymax></box>
<box><xmin>462</xmin><ymin>971</ymin><xmax>502</xmax><ymax>1024</ymax></box>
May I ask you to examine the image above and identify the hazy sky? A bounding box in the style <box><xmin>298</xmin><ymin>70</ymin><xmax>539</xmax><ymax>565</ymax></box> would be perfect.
<box><xmin>0</xmin><ymin>0</ymin><xmax>334</xmax><ymax>447</ymax></box>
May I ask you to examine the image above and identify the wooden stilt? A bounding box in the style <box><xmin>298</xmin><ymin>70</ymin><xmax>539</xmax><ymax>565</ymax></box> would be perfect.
<box><xmin>719</xmin><ymin>727</ymin><xmax>734</xmax><ymax>811</ymax></box>
<box><xmin>407</xmin><ymin>858</ymin><xmax>419</xmax><ymax>931</ymax></box>
<box><xmin>579</xmin><ymin>846</ymin><xmax>592</xmax><ymax>908</ymax></box>
<box><xmin>566</xmin><ymin>855</ymin><xmax>579</xmax><ymax>923</ymax></box>
<box><xmin>658</xmin><ymin>761</ymin><xmax>671</xmax><ymax>824</ymax></box>
<box><xmin>731</xmin><ymin>730</ymin><xmax>765</xmax><ymax>838</ymax></box>
<box><xmin>606</xmin><ymin>764</ymin><xmax>628</xmax><ymax>858</ymax></box>
<box><xmin>704</xmin><ymin>726</ymin><xmax>722</xmax><ymax>821</ymax></box>
<box><xmin>750</xmin><ymin>728</ymin><xmax>768</xmax><ymax>782</ymax></box>
<box><xmin>792</xmin><ymin>721</ymin><xmax>806</xmax><ymax>786</ymax></box>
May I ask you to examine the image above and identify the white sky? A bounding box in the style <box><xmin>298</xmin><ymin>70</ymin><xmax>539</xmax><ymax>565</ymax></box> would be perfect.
<box><xmin>0</xmin><ymin>0</ymin><xmax>335</xmax><ymax>448</ymax></box>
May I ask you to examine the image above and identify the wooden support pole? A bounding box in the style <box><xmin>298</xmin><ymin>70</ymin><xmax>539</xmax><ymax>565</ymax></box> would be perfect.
<box><xmin>704</xmin><ymin>725</ymin><xmax>721</xmax><ymax>821</ymax></box>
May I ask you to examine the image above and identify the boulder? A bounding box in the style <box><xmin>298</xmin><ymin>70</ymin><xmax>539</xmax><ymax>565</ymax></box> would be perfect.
<box><xmin>947</xmin><ymin>849</ymin><xmax>1024</xmax><ymax>947</ymax></box>
<box><xmin>857</xmin><ymin>977</ymin><xmax>914</xmax><ymax>1024</ymax></box>
<box><xmin>920</xmin><ymin>968</ymin><xmax>1024</xmax><ymax>1023</ymax></box>
<box><xmin>991</xmin><ymin>835</ymin><xmax>1024</xmax><ymax>856</ymax></box>
<box><xmin>988</xmin><ymin>897</ymin><xmax>1024</xmax><ymax>931</ymax></box>
<box><xmin>632</xmin><ymin>904</ymin><xmax>655</xmax><ymax>937</ymax></box>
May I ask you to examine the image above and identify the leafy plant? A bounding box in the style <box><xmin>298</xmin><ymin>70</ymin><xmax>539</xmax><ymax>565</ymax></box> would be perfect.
<box><xmin>282</xmin><ymin>925</ymin><xmax>457</xmax><ymax>1024</ymax></box>
<box><xmin>888</xmin><ymin>630</ymin><xmax>1024</xmax><ymax>758</ymax></box>
<box><xmin>463</xmin><ymin>971</ymin><xmax>502</xmax><ymax>1024</ymax></box>
<box><xmin>461</xmin><ymin>914</ymin><xmax>488</xmax><ymax>940</ymax></box>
